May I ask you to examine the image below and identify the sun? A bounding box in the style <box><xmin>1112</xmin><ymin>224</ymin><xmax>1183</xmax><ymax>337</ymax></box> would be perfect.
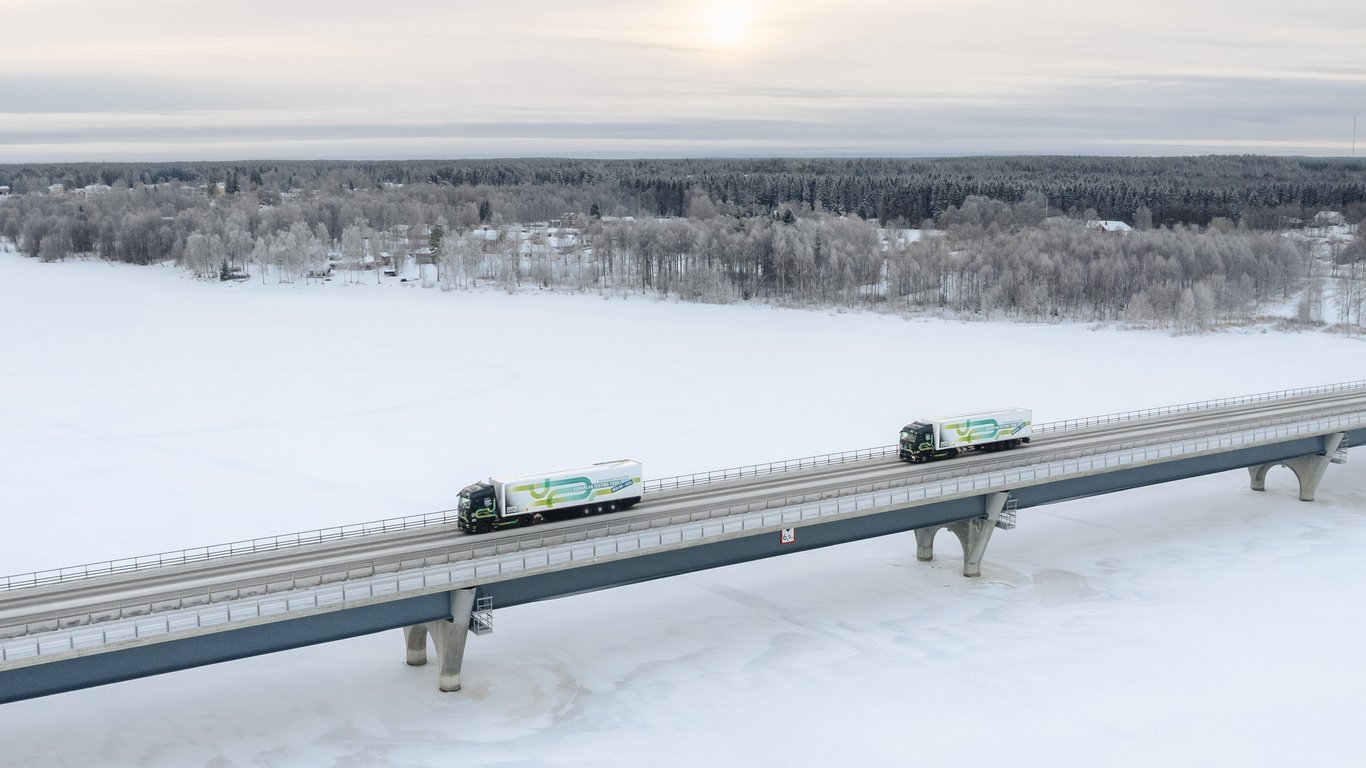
<box><xmin>706</xmin><ymin>5</ymin><xmax>751</xmax><ymax>48</ymax></box>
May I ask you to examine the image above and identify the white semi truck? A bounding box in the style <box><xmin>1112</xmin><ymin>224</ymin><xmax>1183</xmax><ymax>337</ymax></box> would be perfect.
<box><xmin>457</xmin><ymin>459</ymin><xmax>644</xmax><ymax>534</ymax></box>
<box><xmin>898</xmin><ymin>408</ymin><xmax>1032</xmax><ymax>462</ymax></box>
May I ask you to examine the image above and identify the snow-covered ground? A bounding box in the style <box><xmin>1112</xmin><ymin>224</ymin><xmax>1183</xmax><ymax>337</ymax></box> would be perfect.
<box><xmin>2</xmin><ymin>251</ymin><xmax>1366</xmax><ymax>767</ymax></box>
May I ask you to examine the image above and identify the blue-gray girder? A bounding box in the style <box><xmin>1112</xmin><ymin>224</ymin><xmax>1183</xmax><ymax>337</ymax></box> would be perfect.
<box><xmin>2</xmin><ymin>429</ymin><xmax>1359</xmax><ymax>705</ymax></box>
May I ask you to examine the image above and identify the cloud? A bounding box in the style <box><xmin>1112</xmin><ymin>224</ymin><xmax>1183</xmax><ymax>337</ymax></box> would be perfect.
<box><xmin>0</xmin><ymin>74</ymin><xmax>303</xmax><ymax>114</ymax></box>
<box><xmin>2</xmin><ymin>0</ymin><xmax>1363</xmax><ymax>163</ymax></box>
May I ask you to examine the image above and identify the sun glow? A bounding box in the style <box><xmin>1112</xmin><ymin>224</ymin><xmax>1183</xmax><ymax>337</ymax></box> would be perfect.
<box><xmin>706</xmin><ymin>5</ymin><xmax>751</xmax><ymax>48</ymax></box>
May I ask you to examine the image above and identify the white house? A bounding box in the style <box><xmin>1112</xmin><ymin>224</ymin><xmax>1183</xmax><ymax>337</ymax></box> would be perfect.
<box><xmin>1085</xmin><ymin>219</ymin><xmax>1132</xmax><ymax>234</ymax></box>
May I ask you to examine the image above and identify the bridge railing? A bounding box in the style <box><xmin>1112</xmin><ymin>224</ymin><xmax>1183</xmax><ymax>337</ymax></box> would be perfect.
<box><xmin>1032</xmin><ymin>379</ymin><xmax>1366</xmax><ymax>435</ymax></box>
<box><xmin>5</xmin><ymin>378</ymin><xmax>1364</xmax><ymax>593</ymax></box>
<box><xmin>640</xmin><ymin>380</ymin><xmax>1366</xmax><ymax>492</ymax></box>
<box><xmin>643</xmin><ymin>445</ymin><xmax>898</xmax><ymax>492</ymax></box>
<box><xmin>0</xmin><ymin>508</ymin><xmax>462</xmax><ymax>592</ymax></box>
<box><xmin>6</xmin><ymin>402</ymin><xmax>1364</xmax><ymax>650</ymax></box>
<box><xmin>1</xmin><ymin>445</ymin><xmax>905</xmax><ymax>593</ymax></box>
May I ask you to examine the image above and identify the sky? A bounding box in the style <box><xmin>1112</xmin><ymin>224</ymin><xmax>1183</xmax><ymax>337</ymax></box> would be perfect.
<box><xmin>1</xmin><ymin>0</ymin><xmax>1364</xmax><ymax>162</ymax></box>
<box><xmin>3</xmin><ymin>251</ymin><xmax>1366</xmax><ymax>765</ymax></box>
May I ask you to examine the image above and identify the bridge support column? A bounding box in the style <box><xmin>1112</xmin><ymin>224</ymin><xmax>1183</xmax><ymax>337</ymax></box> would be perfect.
<box><xmin>1248</xmin><ymin>432</ymin><xmax>1346</xmax><ymax>502</ymax></box>
<box><xmin>914</xmin><ymin>492</ymin><xmax>1009</xmax><ymax>578</ymax></box>
<box><xmin>402</xmin><ymin>588</ymin><xmax>477</xmax><ymax>692</ymax></box>
<box><xmin>404</xmin><ymin>624</ymin><xmax>429</xmax><ymax>666</ymax></box>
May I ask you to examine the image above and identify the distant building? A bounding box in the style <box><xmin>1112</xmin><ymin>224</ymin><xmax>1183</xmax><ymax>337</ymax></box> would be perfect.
<box><xmin>0</xmin><ymin>185</ymin><xmax>10</xmax><ymax>196</ymax></box>
<box><xmin>1085</xmin><ymin>219</ymin><xmax>1132</xmax><ymax>234</ymax></box>
<box><xmin>1314</xmin><ymin>211</ymin><xmax>1346</xmax><ymax>227</ymax></box>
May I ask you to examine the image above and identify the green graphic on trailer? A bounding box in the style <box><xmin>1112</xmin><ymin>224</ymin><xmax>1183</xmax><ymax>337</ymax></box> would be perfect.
<box><xmin>942</xmin><ymin>418</ymin><xmax>1031</xmax><ymax>444</ymax></box>
<box><xmin>512</xmin><ymin>475</ymin><xmax>641</xmax><ymax>509</ymax></box>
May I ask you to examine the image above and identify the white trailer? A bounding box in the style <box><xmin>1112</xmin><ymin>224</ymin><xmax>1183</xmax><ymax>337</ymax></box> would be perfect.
<box><xmin>458</xmin><ymin>459</ymin><xmax>643</xmax><ymax>534</ymax></box>
<box><xmin>899</xmin><ymin>408</ymin><xmax>1032</xmax><ymax>462</ymax></box>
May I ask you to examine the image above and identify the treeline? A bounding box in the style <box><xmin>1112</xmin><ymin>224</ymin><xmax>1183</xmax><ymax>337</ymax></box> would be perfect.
<box><xmin>4</xmin><ymin>155</ymin><xmax>1366</xmax><ymax>228</ymax></box>
<box><xmin>900</xmin><ymin>199</ymin><xmax>1309</xmax><ymax>329</ymax></box>
<box><xmin>561</xmin><ymin>202</ymin><xmax>1314</xmax><ymax>330</ymax></box>
<box><xmin>3</xmin><ymin>172</ymin><xmax>1356</xmax><ymax>329</ymax></box>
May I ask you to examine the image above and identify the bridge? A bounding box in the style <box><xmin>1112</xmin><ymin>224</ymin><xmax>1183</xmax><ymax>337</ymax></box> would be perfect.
<box><xmin>2</xmin><ymin>381</ymin><xmax>1363</xmax><ymax>704</ymax></box>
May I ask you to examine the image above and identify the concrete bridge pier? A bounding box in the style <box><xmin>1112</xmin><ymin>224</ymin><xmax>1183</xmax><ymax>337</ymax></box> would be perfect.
<box><xmin>402</xmin><ymin>588</ymin><xmax>477</xmax><ymax>692</ymax></box>
<box><xmin>914</xmin><ymin>492</ymin><xmax>1009</xmax><ymax>577</ymax></box>
<box><xmin>1247</xmin><ymin>432</ymin><xmax>1346</xmax><ymax>502</ymax></box>
<box><xmin>404</xmin><ymin>623</ymin><xmax>430</xmax><ymax>666</ymax></box>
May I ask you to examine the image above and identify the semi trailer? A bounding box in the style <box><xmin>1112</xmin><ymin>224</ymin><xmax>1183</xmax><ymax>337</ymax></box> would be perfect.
<box><xmin>457</xmin><ymin>459</ymin><xmax>643</xmax><ymax>534</ymax></box>
<box><xmin>899</xmin><ymin>408</ymin><xmax>1032</xmax><ymax>462</ymax></box>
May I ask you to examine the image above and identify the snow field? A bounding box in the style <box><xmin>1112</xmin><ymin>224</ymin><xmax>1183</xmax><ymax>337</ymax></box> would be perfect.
<box><xmin>2</xmin><ymin>253</ymin><xmax>1365</xmax><ymax>767</ymax></box>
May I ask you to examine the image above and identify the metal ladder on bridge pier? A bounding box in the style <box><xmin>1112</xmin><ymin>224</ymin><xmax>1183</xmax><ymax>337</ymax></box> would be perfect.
<box><xmin>469</xmin><ymin>596</ymin><xmax>494</xmax><ymax>636</ymax></box>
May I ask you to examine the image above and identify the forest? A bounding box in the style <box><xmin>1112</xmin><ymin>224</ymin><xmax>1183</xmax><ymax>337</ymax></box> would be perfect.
<box><xmin>1</xmin><ymin>156</ymin><xmax>1363</xmax><ymax>331</ymax></box>
<box><xmin>4</xmin><ymin>155</ymin><xmax>1366</xmax><ymax>227</ymax></box>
